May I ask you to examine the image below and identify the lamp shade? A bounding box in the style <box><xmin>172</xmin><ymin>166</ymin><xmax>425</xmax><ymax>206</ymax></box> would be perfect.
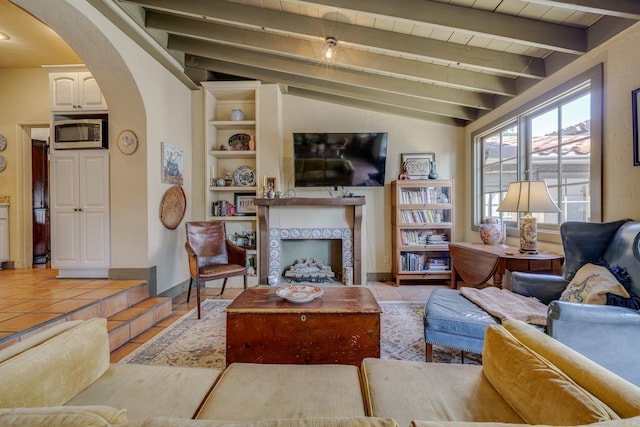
<box><xmin>497</xmin><ymin>181</ymin><xmax>561</xmax><ymax>214</ymax></box>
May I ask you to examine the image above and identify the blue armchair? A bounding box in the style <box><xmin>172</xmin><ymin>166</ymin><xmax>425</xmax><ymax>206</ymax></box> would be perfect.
<box><xmin>510</xmin><ymin>219</ymin><xmax>640</xmax><ymax>386</ymax></box>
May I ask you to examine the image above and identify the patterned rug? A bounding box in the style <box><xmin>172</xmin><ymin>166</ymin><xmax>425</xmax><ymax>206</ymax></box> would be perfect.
<box><xmin>120</xmin><ymin>299</ymin><xmax>481</xmax><ymax>367</ymax></box>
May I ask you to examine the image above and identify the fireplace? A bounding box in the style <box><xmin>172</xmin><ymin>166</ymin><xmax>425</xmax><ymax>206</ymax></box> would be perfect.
<box><xmin>271</xmin><ymin>228</ymin><xmax>352</xmax><ymax>282</ymax></box>
<box><xmin>255</xmin><ymin>197</ymin><xmax>365</xmax><ymax>285</ymax></box>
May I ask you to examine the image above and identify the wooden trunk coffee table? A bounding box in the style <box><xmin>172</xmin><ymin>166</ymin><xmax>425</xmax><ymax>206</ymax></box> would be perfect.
<box><xmin>225</xmin><ymin>286</ymin><xmax>381</xmax><ymax>366</ymax></box>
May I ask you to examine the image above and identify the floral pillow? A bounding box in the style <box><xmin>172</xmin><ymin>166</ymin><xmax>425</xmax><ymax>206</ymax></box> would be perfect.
<box><xmin>559</xmin><ymin>263</ymin><xmax>630</xmax><ymax>304</ymax></box>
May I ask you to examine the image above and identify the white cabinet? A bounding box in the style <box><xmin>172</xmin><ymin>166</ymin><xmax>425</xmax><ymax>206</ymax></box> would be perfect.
<box><xmin>0</xmin><ymin>205</ymin><xmax>8</xmax><ymax>266</ymax></box>
<box><xmin>50</xmin><ymin>150</ymin><xmax>110</xmax><ymax>278</ymax></box>
<box><xmin>49</xmin><ymin>70</ymin><xmax>108</xmax><ymax>111</ymax></box>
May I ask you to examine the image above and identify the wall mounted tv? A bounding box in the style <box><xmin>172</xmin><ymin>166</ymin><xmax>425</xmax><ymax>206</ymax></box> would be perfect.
<box><xmin>293</xmin><ymin>133</ymin><xmax>388</xmax><ymax>188</ymax></box>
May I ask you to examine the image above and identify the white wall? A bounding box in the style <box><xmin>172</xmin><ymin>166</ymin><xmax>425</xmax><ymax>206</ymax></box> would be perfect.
<box><xmin>17</xmin><ymin>0</ymin><xmax>193</xmax><ymax>294</ymax></box>
<box><xmin>282</xmin><ymin>95</ymin><xmax>463</xmax><ymax>275</ymax></box>
<box><xmin>463</xmin><ymin>22</ymin><xmax>640</xmax><ymax>250</ymax></box>
<box><xmin>0</xmin><ymin>68</ymin><xmax>50</xmax><ymax>268</ymax></box>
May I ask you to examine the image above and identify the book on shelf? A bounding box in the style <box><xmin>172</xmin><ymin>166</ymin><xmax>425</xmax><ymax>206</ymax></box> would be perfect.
<box><xmin>401</xmin><ymin>209</ymin><xmax>439</xmax><ymax>224</ymax></box>
<box><xmin>211</xmin><ymin>200</ymin><xmax>236</xmax><ymax>217</ymax></box>
<box><xmin>400</xmin><ymin>188</ymin><xmax>443</xmax><ymax>205</ymax></box>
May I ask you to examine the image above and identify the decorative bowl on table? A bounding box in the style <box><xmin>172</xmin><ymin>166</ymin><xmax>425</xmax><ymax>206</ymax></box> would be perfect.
<box><xmin>276</xmin><ymin>284</ymin><xmax>324</xmax><ymax>303</ymax></box>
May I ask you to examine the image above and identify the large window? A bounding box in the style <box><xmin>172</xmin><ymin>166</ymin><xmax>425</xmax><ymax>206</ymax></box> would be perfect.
<box><xmin>473</xmin><ymin>66</ymin><xmax>602</xmax><ymax>237</ymax></box>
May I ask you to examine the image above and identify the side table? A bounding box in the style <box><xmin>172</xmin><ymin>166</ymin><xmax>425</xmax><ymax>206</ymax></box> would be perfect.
<box><xmin>448</xmin><ymin>242</ymin><xmax>564</xmax><ymax>289</ymax></box>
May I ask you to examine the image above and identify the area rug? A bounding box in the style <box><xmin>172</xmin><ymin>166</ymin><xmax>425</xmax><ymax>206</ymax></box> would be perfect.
<box><xmin>120</xmin><ymin>299</ymin><xmax>481</xmax><ymax>367</ymax></box>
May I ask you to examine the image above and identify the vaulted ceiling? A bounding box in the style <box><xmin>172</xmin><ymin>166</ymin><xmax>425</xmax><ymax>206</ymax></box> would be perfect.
<box><xmin>4</xmin><ymin>0</ymin><xmax>639</xmax><ymax>126</ymax></box>
<box><xmin>116</xmin><ymin>0</ymin><xmax>640</xmax><ymax>126</ymax></box>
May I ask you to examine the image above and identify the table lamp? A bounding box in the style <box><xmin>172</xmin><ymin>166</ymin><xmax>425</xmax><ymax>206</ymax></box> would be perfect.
<box><xmin>497</xmin><ymin>181</ymin><xmax>561</xmax><ymax>254</ymax></box>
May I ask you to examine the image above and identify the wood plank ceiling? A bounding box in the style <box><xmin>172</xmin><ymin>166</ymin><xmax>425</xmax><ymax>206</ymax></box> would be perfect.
<box><xmin>118</xmin><ymin>0</ymin><xmax>640</xmax><ymax>126</ymax></box>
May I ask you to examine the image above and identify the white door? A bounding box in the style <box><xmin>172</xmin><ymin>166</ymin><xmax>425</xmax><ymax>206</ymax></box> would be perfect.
<box><xmin>78</xmin><ymin>152</ymin><xmax>110</xmax><ymax>267</ymax></box>
<box><xmin>50</xmin><ymin>150</ymin><xmax>110</xmax><ymax>271</ymax></box>
<box><xmin>78</xmin><ymin>72</ymin><xmax>108</xmax><ymax>110</ymax></box>
<box><xmin>49</xmin><ymin>72</ymin><xmax>79</xmax><ymax>111</ymax></box>
<box><xmin>50</xmin><ymin>152</ymin><xmax>81</xmax><ymax>267</ymax></box>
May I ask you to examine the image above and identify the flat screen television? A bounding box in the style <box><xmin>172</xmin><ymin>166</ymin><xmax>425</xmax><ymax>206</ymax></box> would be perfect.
<box><xmin>293</xmin><ymin>133</ymin><xmax>388</xmax><ymax>187</ymax></box>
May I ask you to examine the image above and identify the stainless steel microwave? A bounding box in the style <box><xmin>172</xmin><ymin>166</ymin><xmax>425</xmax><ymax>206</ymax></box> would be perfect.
<box><xmin>53</xmin><ymin>115</ymin><xmax>108</xmax><ymax>150</ymax></box>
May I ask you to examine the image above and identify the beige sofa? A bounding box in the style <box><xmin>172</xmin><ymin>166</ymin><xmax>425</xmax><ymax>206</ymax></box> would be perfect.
<box><xmin>1</xmin><ymin>317</ymin><xmax>640</xmax><ymax>427</ymax></box>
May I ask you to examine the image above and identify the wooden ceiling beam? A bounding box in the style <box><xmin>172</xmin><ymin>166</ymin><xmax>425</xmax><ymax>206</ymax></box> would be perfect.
<box><xmin>525</xmin><ymin>0</ymin><xmax>640</xmax><ymax>20</ymax></box>
<box><xmin>169</xmin><ymin>35</ymin><xmax>494</xmax><ymax>112</ymax></box>
<box><xmin>146</xmin><ymin>11</ymin><xmax>517</xmax><ymax>96</ymax></box>
<box><xmin>185</xmin><ymin>55</ymin><xmax>477</xmax><ymax>121</ymax></box>
<box><xmin>287</xmin><ymin>0</ymin><xmax>587</xmax><ymax>53</ymax></box>
<box><xmin>126</xmin><ymin>0</ymin><xmax>547</xmax><ymax>78</ymax></box>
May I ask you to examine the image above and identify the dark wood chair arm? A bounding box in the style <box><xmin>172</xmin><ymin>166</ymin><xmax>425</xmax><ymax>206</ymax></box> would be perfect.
<box><xmin>226</xmin><ymin>239</ymin><xmax>248</xmax><ymax>266</ymax></box>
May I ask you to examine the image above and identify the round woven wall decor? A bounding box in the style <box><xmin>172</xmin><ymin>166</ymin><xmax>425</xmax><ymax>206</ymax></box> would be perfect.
<box><xmin>160</xmin><ymin>185</ymin><xmax>186</xmax><ymax>230</ymax></box>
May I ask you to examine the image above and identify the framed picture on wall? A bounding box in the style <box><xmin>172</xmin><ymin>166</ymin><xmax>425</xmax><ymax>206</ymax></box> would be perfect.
<box><xmin>234</xmin><ymin>193</ymin><xmax>256</xmax><ymax>216</ymax></box>
<box><xmin>265</xmin><ymin>177</ymin><xmax>277</xmax><ymax>190</ymax></box>
<box><xmin>632</xmin><ymin>88</ymin><xmax>640</xmax><ymax>166</ymax></box>
<box><xmin>161</xmin><ymin>141</ymin><xmax>184</xmax><ymax>185</ymax></box>
<box><xmin>401</xmin><ymin>152</ymin><xmax>435</xmax><ymax>179</ymax></box>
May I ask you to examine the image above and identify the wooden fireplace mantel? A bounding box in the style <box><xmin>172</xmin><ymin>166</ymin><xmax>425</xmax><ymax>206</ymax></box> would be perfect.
<box><xmin>255</xmin><ymin>197</ymin><xmax>365</xmax><ymax>285</ymax></box>
<box><xmin>254</xmin><ymin>197</ymin><xmax>365</xmax><ymax>207</ymax></box>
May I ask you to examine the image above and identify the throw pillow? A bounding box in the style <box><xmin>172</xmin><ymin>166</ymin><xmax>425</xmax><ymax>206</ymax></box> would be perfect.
<box><xmin>559</xmin><ymin>263</ymin><xmax>629</xmax><ymax>304</ymax></box>
<box><xmin>482</xmin><ymin>325</ymin><xmax>616</xmax><ymax>425</ymax></box>
<box><xmin>606</xmin><ymin>292</ymin><xmax>640</xmax><ymax>310</ymax></box>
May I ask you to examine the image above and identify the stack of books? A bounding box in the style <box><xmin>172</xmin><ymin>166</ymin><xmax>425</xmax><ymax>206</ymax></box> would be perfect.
<box><xmin>426</xmin><ymin>234</ymin><xmax>447</xmax><ymax>244</ymax></box>
<box><xmin>426</xmin><ymin>257</ymin><xmax>449</xmax><ymax>271</ymax></box>
<box><xmin>211</xmin><ymin>200</ymin><xmax>236</xmax><ymax>217</ymax></box>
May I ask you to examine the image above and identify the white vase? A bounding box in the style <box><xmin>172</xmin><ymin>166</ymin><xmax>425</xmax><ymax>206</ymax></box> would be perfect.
<box><xmin>230</xmin><ymin>108</ymin><xmax>244</xmax><ymax>121</ymax></box>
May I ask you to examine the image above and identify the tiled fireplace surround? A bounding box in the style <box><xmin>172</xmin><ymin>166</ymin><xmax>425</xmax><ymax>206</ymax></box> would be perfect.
<box><xmin>255</xmin><ymin>197</ymin><xmax>365</xmax><ymax>285</ymax></box>
<box><xmin>268</xmin><ymin>227</ymin><xmax>353</xmax><ymax>280</ymax></box>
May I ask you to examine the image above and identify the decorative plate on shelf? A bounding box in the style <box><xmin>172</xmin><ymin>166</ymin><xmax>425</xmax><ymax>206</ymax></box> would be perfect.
<box><xmin>234</xmin><ymin>165</ymin><xmax>256</xmax><ymax>186</ymax></box>
<box><xmin>276</xmin><ymin>285</ymin><xmax>324</xmax><ymax>303</ymax></box>
<box><xmin>0</xmin><ymin>155</ymin><xmax>6</xmax><ymax>172</ymax></box>
<box><xmin>0</xmin><ymin>135</ymin><xmax>6</xmax><ymax>151</ymax></box>
<box><xmin>228</xmin><ymin>133</ymin><xmax>251</xmax><ymax>150</ymax></box>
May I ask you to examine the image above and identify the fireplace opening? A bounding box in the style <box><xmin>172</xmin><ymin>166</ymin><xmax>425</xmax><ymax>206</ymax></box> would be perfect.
<box><xmin>280</xmin><ymin>239</ymin><xmax>342</xmax><ymax>283</ymax></box>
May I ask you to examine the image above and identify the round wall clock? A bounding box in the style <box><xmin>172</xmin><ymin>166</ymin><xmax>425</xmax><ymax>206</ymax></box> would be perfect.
<box><xmin>117</xmin><ymin>130</ymin><xmax>138</xmax><ymax>155</ymax></box>
<box><xmin>0</xmin><ymin>155</ymin><xmax>6</xmax><ymax>172</ymax></box>
<box><xmin>0</xmin><ymin>135</ymin><xmax>6</xmax><ymax>151</ymax></box>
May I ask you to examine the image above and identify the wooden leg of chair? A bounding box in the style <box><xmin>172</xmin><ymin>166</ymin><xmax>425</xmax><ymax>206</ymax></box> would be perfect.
<box><xmin>426</xmin><ymin>343</ymin><xmax>433</xmax><ymax>362</ymax></box>
<box><xmin>196</xmin><ymin>281</ymin><xmax>201</xmax><ymax>319</ymax></box>
<box><xmin>221</xmin><ymin>278</ymin><xmax>228</xmax><ymax>296</ymax></box>
<box><xmin>187</xmin><ymin>277</ymin><xmax>193</xmax><ymax>303</ymax></box>
<box><xmin>461</xmin><ymin>351</ymin><xmax>465</xmax><ymax>364</ymax></box>
<box><xmin>243</xmin><ymin>274</ymin><xmax>247</xmax><ymax>290</ymax></box>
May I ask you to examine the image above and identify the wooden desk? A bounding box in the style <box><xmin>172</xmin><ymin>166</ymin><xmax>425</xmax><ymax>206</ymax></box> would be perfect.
<box><xmin>448</xmin><ymin>242</ymin><xmax>564</xmax><ymax>289</ymax></box>
<box><xmin>225</xmin><ymin>286</ymin><xmax>381</xmax><ymax>366</ymax></box>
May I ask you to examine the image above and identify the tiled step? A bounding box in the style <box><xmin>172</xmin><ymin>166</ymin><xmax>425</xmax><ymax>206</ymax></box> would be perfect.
<box><xmin>106</xmin><ymin>297</ymin><xmax>173</xmax><ymax>351</ymax></box>
<box><xmin>0</xmin><ymin>279</ymin><xmax>172</xmax><ymax>353</ymax></box>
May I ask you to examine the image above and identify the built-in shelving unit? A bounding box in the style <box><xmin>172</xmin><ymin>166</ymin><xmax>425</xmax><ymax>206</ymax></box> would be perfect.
<box><xmin>391</xmin><ymin>179</ymin><xmax>454</xmax><ymax>286</ymax></box>
<box><xmin>202</xmin><ymin>81</ymin><xmax>261</xmax><ymax>283</ymax></box>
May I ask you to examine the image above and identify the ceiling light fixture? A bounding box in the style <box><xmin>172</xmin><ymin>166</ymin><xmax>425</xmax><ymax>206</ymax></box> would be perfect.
<box><xmin>0</xmin><ymin>32</ymin><xmax>10</xmax><ymax>41</ymax></box>
<box><xmin>322</xmin><ymin>36</ymin><xmax>338</xmax><ymax>62</ymax></box>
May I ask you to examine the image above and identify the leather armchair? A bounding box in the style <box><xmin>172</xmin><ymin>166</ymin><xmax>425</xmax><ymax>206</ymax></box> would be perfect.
<box><xmin>185</xmin><ymin>221</ymin><xmax>247</xmax><ymax>319</ymax></box>
<box><xmin>511</xmin><ymin>219</ymin><xmax>640</xmax><ymax>386</ymax></box>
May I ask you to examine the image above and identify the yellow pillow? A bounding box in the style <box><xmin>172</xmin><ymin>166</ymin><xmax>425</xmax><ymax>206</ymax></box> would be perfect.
<box><xmin>482</xmin><ymin>325</ymin><xmax>616</xmax><ymax>425</ymax></box>
<box><xmin>559</xmin><ymin>263</ymin><xmax>629</xmax><ymax>304</ymax></box>
<box><xmin>0</xmin><ymin>406</ymin><xmax>127</xmax><ymax>427</ymax></box>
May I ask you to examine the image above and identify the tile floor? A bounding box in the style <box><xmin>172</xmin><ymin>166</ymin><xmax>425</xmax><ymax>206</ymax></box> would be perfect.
<box><xmin>0</xmin><ymin>266</ymin><xmax>448</xmax><ymax>362</ymax></box>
